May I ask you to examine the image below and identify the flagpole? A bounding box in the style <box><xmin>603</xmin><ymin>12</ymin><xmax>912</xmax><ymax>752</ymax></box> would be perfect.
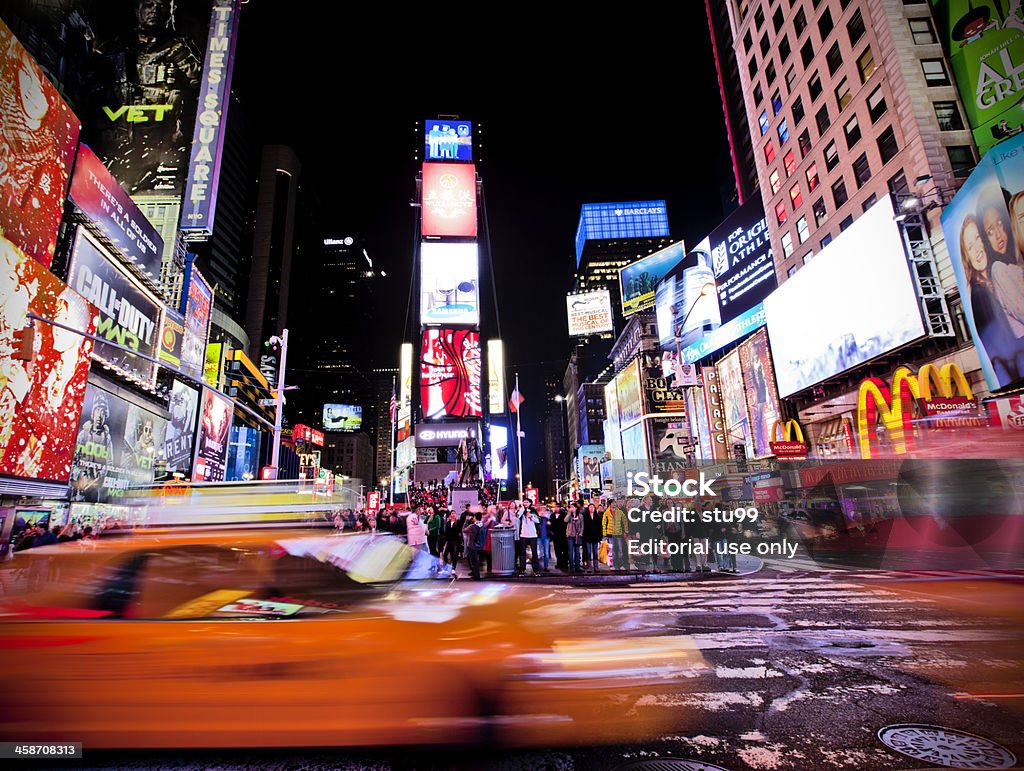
<box><xmin>515</xmin><ymin>372</ymin><xmax>524</xmax><ymax>501</ymax></box>
<box><xmin>389</xmin><ymin>375</ymin><xmax>396</xmax><ymax>507</ymax></box>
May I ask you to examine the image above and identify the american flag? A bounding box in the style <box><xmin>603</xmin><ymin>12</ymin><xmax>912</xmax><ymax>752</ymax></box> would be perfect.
<box><xmin>389</xmin><ymin>391</ymin><xmax>397</xmax><ymax>424</ymax></box>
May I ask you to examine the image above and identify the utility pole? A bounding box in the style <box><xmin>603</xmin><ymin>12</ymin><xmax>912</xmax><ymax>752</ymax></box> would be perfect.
<box><xmin>389</xmin><ymin>374</ymin><xmax>396</xmax><ymax>507</ymax></box>
<box><xmin>270</xmin><ymin>328</ymin><xmax>289</xmax><ymax>472</ymax></box>
<box><xmin>515</xmin><ymin>372</ymin><xmax>524</xmax><ymax>501</ymax></box>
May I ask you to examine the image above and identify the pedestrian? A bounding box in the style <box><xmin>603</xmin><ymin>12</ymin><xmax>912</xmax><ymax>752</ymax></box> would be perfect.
<box><xmin>716</xmin><ymin>518</ymin><xmax>738</xmax><ymax>573</ymax></box>
<box><xmin>690</xmin><ymin>510</ymin><xmax>710</xmax><ymax>573</ymax></box>
<box><xmin>551</xmin><ymin>504</ymin><xmax>569</xmax><ymax>570</ymax></box>
<box><xmin>602</xmin><ymin>498</ymin><xmax>628</xmax><ymax>570</ymax></box>
<box><xmin>565</xmin><ymin>506</ymin><xmax>584</xmax><ymax>572</ymax></box>
<box><xmin>518</xmin><ymin>503</ymin><xmax>541</xmax><ymax>575</ymax></box>
<box><xmin>406</xmin><ymin>510</ymin><xmax>428</xmax><ymax>553</ymax></box>
<box><xmin>440</xmin><ymin>510</ymin><xmax>462</xmax><ymax>577</ymax></box>
<box><xmin>582</xmin><ymin>503</ymin><xmax>603</xmax><ymax>573</ymax></box>
<box><xmin>537</xmin><ymin>506</ymin><xmax>551</xmax><ymax>572</ymax></box>
<box><xmin>466</xmin><ymin>512</ymin><xmax>487</xmax><ymax>580</ymax></box>
<box><xmin>426</xmin><ymin>507</ymin><xmax>443</xmax><ymax>557</ymax></box>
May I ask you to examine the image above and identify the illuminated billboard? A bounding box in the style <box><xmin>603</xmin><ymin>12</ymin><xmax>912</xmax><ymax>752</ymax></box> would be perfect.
<box><xmin>717</xmin><ymin>349</ymin><xmax>754</xmax><ymax>459</ymax></box>
<box><xmin>70</xmin><ymin>382</ymin><xmax>168</xmax><ymax>502</ymax></box>
<box><xmin>0</xmin><ymin>19</ymin><xmax>81</xmax><ymax>269</ymax></box>
<box><xmin>765</xmin><ymin>196</ymin><xmax>926</xmax><ymax>398</ymax></box>
<box><xmin>180</xmin><ymin>0</ymin><xmax>242</xmax><ymax>238</ymax></box>
<box><xmin>706</xmin><ymin>195</ymin><xmax>777</xmax><ymax>322</ymax></box>
<box><xmin>575</xmin><ymin>200</ymin><xmax>670</xmax><ymax>266</ymax></box>
<box><xmin>422</xmin><ymin>162</ymin><xmax>477</xmax><ymax>237</ymax></box>
<box><xmin>193</xmin><ymin>387</ymin><xmax>233</xmax><ymax>482</ymax></box>
<box><xmin>159</xmin><ymin>309</ymin><xmax>185</xmax><ymax>369</ymax></box>
<box><xmin>621</xmin><ymin>423</ymin><xmax>648</xmax><ymax>462</ymax></box>
<box><xmin>324</xmin><ymin>404</ymin><xmax>362</xmax><ymax>432</ymax></box>
<box><xmin>487</xmin><ymin>339</ymin><xmax>505</xmax><ymax>414</ymax></box>
<box><xmin>576</xmin><ymin>444</ymin><xmax>604</xmax><ymax>489</ymax></box>
<box><xmin>424</xmin><ymin>119</ymin><xmax>473</xmax><ymax>162</ymax></box>
<box><xmin>614</xmin><ymin>359</ymin><xmax>643</xmax><ymax>428</ymax></box>
<box><xmin>0</xmin><ymin>239</ymin><xmax>96</xmax><ymax>483</ymax></box>
<box><xmin>415</xmin><ymin>421</ymin><xmax>480</xmax><ymax>447</ymax></box>
<box><xmin>398</xmin><ymin>343</ymin><xmax>413</xmax><ymax>434</ymax></box>
<box><xmin>68</xmin><ymin>144</ymin><xmax>164</xmax><ymax>285</ymax></box>
<box><xmin>654</xmin><ymin>243</ymin><xmax>722</xmax><ymax>351</ymax></box>
<box><xmin>181</xmin><ymin>262</ymin><xmax>213</xmax><ymax>379</ymax></box>
<box><xmin>489</xmin><ymin>424</ymin><xmax>509</xmax><ymax>481</ymax></box>
<box><xmin>738</xmin><ymin>329</ymin><xmax>782</xmax><ymax>458</ymax></box>
<box><xmin>420</xmin><ymin>329</ymin><xmax>482</xmax><ymax>419</ymax></box>
<box><xmin>620</xmin><ymin>241</ymin><xmax>686</xmax><ymax>317</ymax></box>
<box><xmin>566</xmin><ymin>290</ymin><xmax>614</xmax><ymax>336</ymax></box>
<box><xmin>68</xmin><ymin>229</ymin><xmax>163</xmax><ymax>387</ymax></box>
<box><xmin>604</xmin><ymin>380</ymin><xmax>622</xmax><ymax>461</ymax></box>
<box><xmin>165</xmin><ymin>380</ymin><xmax>200</xmax><ymax>475</ymax></box>
<box><xmin>420</xmin><ymin>242</ymin><xmax>479</xmax><ymax>325</ymax></box>
<box><xmin>940</xmin><ymin>129</ymin><xmax>1024</xmax><ymax>393</ymax></box>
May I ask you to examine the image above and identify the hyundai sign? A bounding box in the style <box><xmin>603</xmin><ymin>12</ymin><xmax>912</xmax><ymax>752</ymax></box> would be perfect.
<box><xmin>575</xmin><ymin>200</ymin><xmax>670</xmax><ymax>266</ymax></box>
<box><xmin>414</xmin><ymin>422</ymin><xmax>480</xmax><ymax>447</ymax></box>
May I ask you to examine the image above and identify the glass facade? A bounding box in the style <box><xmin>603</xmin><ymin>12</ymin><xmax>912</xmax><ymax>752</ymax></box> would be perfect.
<box><xmin>575</xmin><ymin>201</ymin><xmax>670</xmax><ymax>266</ymax></box>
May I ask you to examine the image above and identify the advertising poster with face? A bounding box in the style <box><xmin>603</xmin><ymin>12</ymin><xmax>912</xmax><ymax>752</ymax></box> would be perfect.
<box><xmin>0</xmin><ymin>19</ymin><xmax>82</xmax><ymax>269</ymax></box>
<box><xmin>123</xmin><ymin>402</ymin><xmax>167</xmax><ymax>486</ymax></box>
<box><xmin>941</xmin><ymin>131</ymin><xmax>1024</xmax><ymax>393</ymax></box>
<box><xmin>738</xmin><ymin>329</ymin><xmax>782</xmax><ymax>458</ymax></box>
<box><xmin>192</xmin><ymin>386</ymin><xmax>233</xmax><ymax>482</ymax></box>
<box><xmin>164</xmin><ymin>379</ymin><xmax>199</xmax><ymax>475</ymax></box>
<box><xmin>650</xmin><ymin>417</ymin><xmax>691</xmax><ymax>461</ymax></box>
<box><xmin>717</xmin><ymin>349</ymin><xmax>755</xmax><ymax>459</ymax></box>
<box><xmin>0</xmin><ymin>239</ymin><xmax>96</xmax><ymax>483</ymax></box>
<box><xmin>181</xmin><ymin>263</ymin><xmax>213</xmax><ymax>379</ymax></box>
<box><xmin>576</xmin><ymin>444</ymin><xmax>604</xmax><ymax>489</ymax></box>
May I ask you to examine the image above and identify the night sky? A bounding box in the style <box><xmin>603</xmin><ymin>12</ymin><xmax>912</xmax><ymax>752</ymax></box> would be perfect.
<box><xmin>234</xmin><ymin>6</ymin><xmax>732</xmax><ymax>484</ymax></box>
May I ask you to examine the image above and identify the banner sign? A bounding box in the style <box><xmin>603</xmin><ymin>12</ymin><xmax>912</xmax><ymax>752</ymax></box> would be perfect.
<box><xmin>420</xmin><ymin>328</ymin><xmax>482</xmax><ymax>419</ymax></box>
<box><xmin>421</xmin><ymin>162</ymin><xmax>477</xmax><ymax>237</ymax></box>
<box><xmin>165</xmin><ymin>380</ymin><xmax>200</xmax><ymax>475</ymax></box>
<box><xmin>180</xmin><ymin>0</ymin><xmax>242</xmax><ymax>238</ymax></box>
<box><xmin>424</xmin><ymin>119</ymin><xmax>473</xmax><ymax>162</ymax></box>
<box><xmin>566</xmin><ymin>290</ymin><xmax>614</xmax><ymax>336</ymax></box>
<box><xmin>68</xmin><ymin>229</ymin><xmax>162</xmax><ymax>386</ymax></box>
<box><xmin>181</xmin><ymin>261</ymin><xmax>213</xmax><ymax>379</ymax></box>
<box><xmin>193</xmin><ymin>386</ymin><xmax>233</xmax><ymax>482</ymax></box>
<box><xmin>159</xmin><ymin>309</ymin><xmax>185</xmax><ymax>369</ymax></box>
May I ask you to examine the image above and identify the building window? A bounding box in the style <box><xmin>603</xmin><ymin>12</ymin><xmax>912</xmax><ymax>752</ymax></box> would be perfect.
<box><xmin>785</xmin><ymin>64</ymin><xmax>798</xmax><ymax>91</ymax></box>
<box><xmin>888</xmin><ymin>169</ymin><xmax>909</xmax><ymax>196</ymax></box>
<box><xmin>857</xmin><ymin>47</ymin><xmax>877</xmax><ymax>83</ymax></box>
<box><xmin>934</xmin><ymin>101</ymin><xmax>965</xmax><ymax>130</ymax></box>
<box><xmin>779</xmin><ymin>118</ymin><xmax>791</xmax><ymax>144</ymax></box>
<box><xmin>847</xmin><ymin>9</ymin><xmax>866</xmax><ymax>46</ymax></box>
<box><xmin>801</xmin><ymin>38</ymin><xmax>815</xmax><ymax>66</ymax></box>
<box><xmin>840</xmin><ymin>214</ymin><xmax>854</xmax><ymax>231</ymax></box>
<box><xmin>792</xmin><ymin>96</ymin><xmax>806</xmax><ymax>125</ymax></box>
<box><xmin>761</xmin><ymin>32</ymin><xmax>771</xmax><ymax>55</ymax></box>
<box><xmin>790</xmin><ymin>182</ymin><xmax>804</xmax><ymax>209</ymax></box>
<box><xmin>744</xmin><ymin>29</ymin><xmax>754</xmax><ymax>52</ymax></box>
<box><xmin>784</xmin><ymin>148</ymin><xmax>797</xmax><ymax>176</ymax></box>
<box><xmin>779</xmin><ymin>34</ymin><xmax>792</xmax><ymax>62</ymax></box>
<box><xmin>813</xmin><ymin>197</ymin><xmax>828</xmax><ymax>227</ymax></box>
<box><xmin>835</xmin><ymin>77</ymin><xmax>852</xmax><ymax>110</ymax></box>
<box><xmin>824</xmin><ymin>139</ymin><xmax>839</xmax><ymax>170</ymax></box>
<box><xmin>826</xmin><ymin>42</ymin><xmax>843</xmax><ymax>75</ymax></box>
<box><xmin>809</xmin><ymin>70</ymin><xmax>823</xmax><ymax>101</ymax></box>
<box><xmin>922</xmin><ymin>59</ymin><xmax>950</xmax><ymax>86</ymax></box>
<box><xmin>773</xmin><ymin>5</ymin><xmax>785</xmax><ymax>33</ymax></box>
<box><xmin>766</xmin><ymin>59</ymin><xmax>777</xmax><ymax>84</ymax></box>
<box><xmin>787</xmin><ymin>264</ymin><xmax>799</xmax><ymax>278</ymax></box>
<box><xmin>759</xmin><ymin>109</ymin><xmax>770</xmax><ymax>135</ymax></box>
<box><xmin>797</xmin><ymin>216</ymin><xmax>811</xmax><ymax>243</ymax></box>
<box><xmin>748</xmin><ymin>54</ymin><xmax>759</xmax><ymax>78</ymax></box>
<box><xmin>868</xmin><ymin>86</ymin><xmax>888</xmax><ymax>122</ymax></box>
<box><xmin>795</xmin><ymin>7</ymin><xmax>808</xmax><ymax>36</ymax></box>
<box><xmin>821</xmin><ymin>232</ymin><xmax>833</xmax><ymax>249</ymax></box>
<box><xmin>776</xmin><ymin>200</ymin><xmax>789</xmax><ymax>225</ymax></box>
<box><xmin>816</xmin><ymin>103</ymin><xmax>831</xmax><ymax>134</ymax></box>
<box><xmin>753</xmin><ymin>82</ymin><xmax>764</xmax><ymax>105</ymax></box>
<box><xmin>770</xmin><ymin>168</ymin><xmax>782</xmax><ymax>194</ymax></box>
<box><xmin>764</xmin><ymin>140</ymin><xmax>776</xmax><ymax>163</ymax></box>
<box><xmin>877</xmin><ymin>125</ymin><xmax>899</xmax><ymax>163</ymax></box>
<box><xmin>832</xmin><ymin>177</ymin><xmax>849</xmax><ymax>208</ymax></box>
<box><xmin>862</xmin><ymin>193</ymin><xmax>878</xmax><ymax>211</ymax></box>
<box><xmin>806</xmin><ymin>161</ymin><xmax>820</xmax><ymax>191</ymax></box>
<box><xmin>782</xmin><ymin>231</ymin><xmax>795</xmax><ymax>256</ymax></box>
<box><xmin>755</xmin><ymin>5</ymin><xmax>765</xmax><ymax>29</ymax></box>
<box><xmin>818</xmin><ymin>8</ymin><xmax>834</xmax><ymax>40</ymax></box>
<box><xmin>772</xmin><ymin>90</ymin><xmax>783</xmax><ymax>115</ymax></box>
<box><xmin>799</xmin><ymin>128</ymin><xmax>813</xmax><ymax>157</ymax></box>
<box><xmin>852</xmin><ymin>152</ymin><xmax>872</xmax><ymax>187</ymax></box>
<box><xmin>909</xmin><ymin>17</ymin><xmax>937</xmax><ymax>45</ymax></box>
<box><xmin>947</xmin><ymin>145</ymin><xmax>975</xmax><ymax>177</ymax></box>
<box><xmin>844</xmin><ymin>114</ymin><xmax>861</xmax><ymax>148</ymax></box>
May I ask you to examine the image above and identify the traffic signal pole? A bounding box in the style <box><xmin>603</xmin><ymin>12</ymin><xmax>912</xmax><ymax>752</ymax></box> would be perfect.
<box><xmin>270</xmin><ymin>328</ymin><xmax>289</xmax><ymax>471</ymax></box>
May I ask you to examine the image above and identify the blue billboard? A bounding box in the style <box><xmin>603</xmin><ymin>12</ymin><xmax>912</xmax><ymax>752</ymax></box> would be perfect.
<box><xmin>424</xmin><ymin>120</ymin><xmax>473</xmax><ymax>162</ymax></box>
<box><xmin>677</xmin><ymin>303</ymin><xmax>767</xmax><ymax>365</ymax></box>
<box><xmin>575</xmin><ymin>201</ymin><xmax>670</xmax><ymax>266</ymax></box>
<box><xmin>619</xmin><ymin>241</ymin><xmax>687</xmax><ymax>316</ymax></box>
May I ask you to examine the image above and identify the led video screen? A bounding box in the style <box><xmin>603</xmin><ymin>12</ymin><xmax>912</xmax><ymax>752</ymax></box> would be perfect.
<box><xmin>420</xmin><ymin>329</ymin><xmax>482</xmax><ymax>419</ymax></box>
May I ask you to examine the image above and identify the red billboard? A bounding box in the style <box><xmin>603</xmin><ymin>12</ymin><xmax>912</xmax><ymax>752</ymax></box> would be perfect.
<box><xmin>0</xmin><ymin>240</ymin><xmax>97</xmax><ymax>483</ymax></box>
<box><xmin>421</xmin><ymin>163</ymin><xmax>477</xmax><ymax>237</ymax></box>
<box><xmin>0</xmin><ymin>19</ymin><xmax>81</xmax><ymax>269</ymax></box>
<box><xmin>420</xmin><ymin>329</ymin><xmax>482</xmax><ymax>419</ymax></box>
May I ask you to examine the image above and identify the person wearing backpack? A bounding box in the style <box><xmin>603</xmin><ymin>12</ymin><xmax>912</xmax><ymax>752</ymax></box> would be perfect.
<box><xmin>465</xmin><ymin>512</ymin><xmax>487</xmax><ymax>580</ymax></box>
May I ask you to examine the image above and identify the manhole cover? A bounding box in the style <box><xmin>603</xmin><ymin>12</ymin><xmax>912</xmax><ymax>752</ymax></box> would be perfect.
<box><xmin>616</xmin><ymin>760</ymin><xmax>732</xmax><ymax>771</ymax></box>
<box><xmin>878</xmin><ymin>724</ymin><xmax>1017</xmax><ymax>769</ymax></box>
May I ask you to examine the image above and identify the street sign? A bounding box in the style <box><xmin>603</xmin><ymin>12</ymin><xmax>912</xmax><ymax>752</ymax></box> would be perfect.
<box><xmin>259</xmin><ymin>398</ymin><xmax>276</xmax><ymax>406</ymax></box>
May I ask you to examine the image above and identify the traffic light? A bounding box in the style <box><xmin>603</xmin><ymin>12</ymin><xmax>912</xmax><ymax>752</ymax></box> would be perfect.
<box><xmin>264</xmin><ymin>336</ymin><xmax>281</xmax><ymax>354</ymax></box>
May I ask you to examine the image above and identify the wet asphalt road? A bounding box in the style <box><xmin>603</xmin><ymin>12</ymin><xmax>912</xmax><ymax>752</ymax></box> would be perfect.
<box><xmin>22</xmin><ymin>565</ymin><xmax>1024</xmax><ymax>771</ymax></box>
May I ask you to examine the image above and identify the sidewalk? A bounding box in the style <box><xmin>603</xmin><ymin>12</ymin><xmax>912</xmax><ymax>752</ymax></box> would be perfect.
<box><xmin>442</xmin><ymin>555</ymin><xmax>764</xmax><ymax>585</ymax></box>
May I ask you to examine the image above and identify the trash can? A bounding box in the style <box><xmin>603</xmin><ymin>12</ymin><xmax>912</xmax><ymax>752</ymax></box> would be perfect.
<box><xmin>490</xmin><ymin>525</ymin><xmax>516</xmax><ymax>576</ymax></box>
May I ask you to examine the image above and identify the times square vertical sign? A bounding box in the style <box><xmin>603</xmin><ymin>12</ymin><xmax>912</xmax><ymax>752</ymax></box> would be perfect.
<box><xmin>179</xmin><ymin>0</ymin><xmax>242</xmax><ymax>239</ymax></box>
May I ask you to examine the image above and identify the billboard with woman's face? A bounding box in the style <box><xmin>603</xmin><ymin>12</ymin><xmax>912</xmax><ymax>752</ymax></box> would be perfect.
<box><xmin>941</xmin><ymin>131</ymin><xmax>1024</xmax><ymax>393</ymax></box>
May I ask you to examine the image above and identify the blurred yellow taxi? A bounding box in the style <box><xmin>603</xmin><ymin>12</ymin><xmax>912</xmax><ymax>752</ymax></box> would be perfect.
<box><xmin>0</xmin><ymin>530</ymin><xmax>705</xmax><ymax>748</ymax></box>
